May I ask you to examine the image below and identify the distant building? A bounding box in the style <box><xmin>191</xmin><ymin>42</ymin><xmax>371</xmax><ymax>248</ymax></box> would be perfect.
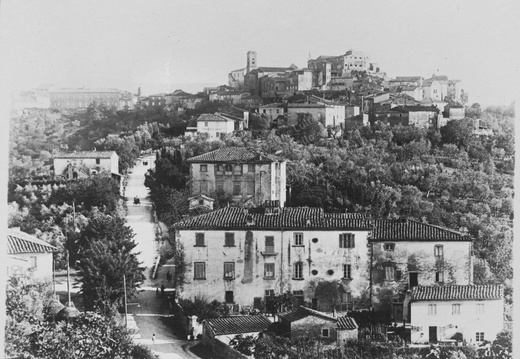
<box><xmin>48</xmin><ymin>87</ymin><xmax>122</xmax><ymax>110</ymax></box>
<box><xmin>409</xmin><ymin>285</ymin><xmax>504</xmax><ymax>345</ymax></box>
<box><xmin>258</xmin><ymin>103</ymin><xmax>285</xmax><ymax>122</ymax></box>
<box><xmin>372</xmin><ymin>105</ymin><xmax>439</xmax><ymax>129</ymax></box>
<box><xmin>196</xmin><ymin>113</ymin><xmax>245</xmax><ymax>140</ymax></box>
<box><xmin>53</xmin><ymin>151</ymin><xmax>120</xmax><ymax>179</ymax></box>
<box><xmin>287</xmin><ymin>102</ymin><xmax>345</xmax><ymax>128</ymax></box>
<box><xmin>186</xmin><ymin>147</ymin><xmax>286</xmax><ymax>206</ymax></box>
<box><xmin>7</xmin><ymin>229</ymin><xmax>57</xmax><ymax>279</ymax></box>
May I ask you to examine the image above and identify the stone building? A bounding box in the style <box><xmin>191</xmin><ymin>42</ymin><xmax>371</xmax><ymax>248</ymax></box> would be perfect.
<box><xmin>53</xmin><ymin>151</ymin><xmax>120</xmax><ymax>179</ymax></box>
<box><xmin>195</xmin><ymin>113</ymin><xmax>245</xmax><ymax>140</ymax></box>
<box><xmin>371</xmin><ymin>218</ymin><xmax>473</xmax><ymax>316</ymax></box>
<box><xmin>186</xmin><ymin>147</ymin><xmax>286</xmax><ymax>207</ymax></box>
<box><xmin>173</xmin><ymin>207</ymin><xmax>373</xmax><ymax>310</ymax></box>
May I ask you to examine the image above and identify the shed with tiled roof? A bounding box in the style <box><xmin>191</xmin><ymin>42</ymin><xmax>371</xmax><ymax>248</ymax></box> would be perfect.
<box><xmin>7</xmin><ymin>229</ymin><xmax>57</xmax><ymax>254</ymax></box>
<box><xmin>337</xmin><ymin>316</ymin><xmax>358</xmax><ymax>330</ymax></box>
<box><xmin>204</xmin><ymin>315</ymin><xmax>272</xmax><ymax>336</ymax></box>
<box><xmin>411</xmin><ymin>285</ymin><xmax>503</xmax><ymax>301</ymax></box>
<box><xmin>372</xmin><ymin>218</ymin><xmax>471</xmax><ymax>242</ymax></box>
<box><xmin>53</xmin><ymin>151</ymin><xmax>115</xmax><ymax>159</ymax></box>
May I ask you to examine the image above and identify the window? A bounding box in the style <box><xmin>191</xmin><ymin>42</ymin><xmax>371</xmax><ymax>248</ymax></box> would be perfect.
<box><xmin>233</xmin><ymin>182</ymin><xmax>241</xmax><ymax>195</ymax></box>
<box><xmin>216</xmin><ymin>181</ymin><xmax>224</xmax><ymax>192</ymax></box>
<box><xmin>293</xmin><ymin>290</ymin><xmax>304</xmax><ymax>307</ymax></box>
<box><xmin>224</xmin><ymin>262</ymin><xmax>235</xmax><ymax>279</ymax></box>
<box><xmin>265</xmin><ymin>289</ymin><xmax>274</xmax><ymax>297</ymax></box>
<box><xmin>476</xmin><ymin>303</ymin><xmax>485</xmax><ymax>315</ymax></box>
<box><xmin>264</xmin><ymin>263</ymin><xmax>275</xmax><ymax>278</ymax></box>
<box><xmin>294</xmin><ymin>233</ymin><xmax>303</xmax><ymax>246</ymax></box>
<box><xmin>434</xmin><ymin>245</ymin><xmax>444</xmax><ymax>257</ymax></box>
<box><xmin>246</xmin><ymin>181</ymin><xmax>254</xmax><ymax>195</ymax></box>
<box><xmin>435</xmin><ymin>271</ymin><xmax>444</xmax><ymax>283</ymax></box>
<box><xmin>204</xmin><ymin>121</ymin><xmax>208</xmax><ymax>127</ymax></box>
<box><xmin>225</xmin><ymin>291</ymin><xmax>234</xmax><ymax>303</ymax></box>
<box><xmin>96</xmin><ymin>158</ymin><xmax>100</xmax><ymax>165</ymax></box>
<box><xmin>452</xmin><ymin>304</ymin><xmax>461</xmax><ymax>315</ymax></box>
<box><xmin>265</xmin><ymin>236</ymin><xmax>275</xmax><ymax>254</ymax></box>
<box><xmin>321</xmin><ymin>328</ymin><xmax>330</xmax><ymax>337</ymax></box>
<box><xmin>247</xmin><ymin>164</ymin><xmax>255</xmax><ymax>172</ymax></box>
<box><xmin>339</xmin><ymin>233</ymin><xmax>355</xmax><ymax>248</ymax></box>
<box><xmin>476</xmin><ymin>332</ymin><xmax>484</xmax><ymax>342</ymax></box>
<box><xmin>233</xmin><ymin>165</ymin><xmax>242</xmax><ymax>175</ymax></box>
<box><xmin>216</xmin><ymin>165</ymin><xmax>224</xmax><ymax>174</ymax></box>
<box><xmin>194</xmin><ymin>262</ymin><xmax>206</xmax><ymax>279</ymax></box>
<box><xmin>294</xmin><ymin>262</ymin><xmax>303</xmax><ymax>279</ymax></box>
<box><xmin>343</xmin><ymin>264</ymin><xmax>352</xmax><ymax>279</ymax></box>
<box><xmin>225</xmin><ymin>164</ymin><xmax>233</xmax><ymax>172</ymax></box>
<box><xmin>428</xmin><ymin>304</ymin><xmax>437</xmax><ymax>315</ymax></box>
<box><xmin>385</xmin><ymin>266</ymin><xmax>395</xmax><ymax>280</ymax></box>
<box><xmin>195</xmin><ymin>233</ymin><xmax>205</xmax><ymax>246</ymax></box>
<box><xmin>383</xmin><ymin>243</ymin><xmax>395</xmax><ymax>251</ymax></box>
<box><xmin>200</xmin><ymin>164</ymin><xmax>207</xmax><ymax>172</ymax></box>
<box><xmin>30</xmin><ymin>256</ymin><xmax>37</xmax><ymax>269</ymax></box>
<box><xmin>224</xmin><ymin>233</ymin><xmax>235</xmax><ymax>246</ymax></box>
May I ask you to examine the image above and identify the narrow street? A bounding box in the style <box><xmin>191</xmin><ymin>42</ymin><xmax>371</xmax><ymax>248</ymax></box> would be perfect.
<box><xmin>125</xmin><ymin>154</ymin><xmax>203</xmax><ymax>359</ymax></box>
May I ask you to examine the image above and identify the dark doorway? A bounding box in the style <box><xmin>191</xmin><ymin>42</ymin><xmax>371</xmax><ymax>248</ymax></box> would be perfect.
<box><xmin>311</xmin><ymin>298</ymin><xmax>318</xmax><ymax>309</ymax></box>
<box><xmin>392</xmin><ymin>303</ymin><xmax>403</xmax><ymax>322</ymax></box>
<box><xmin>225</xmin><ymin>291</ymin><xmax>234</xmax><ymax>304</ymax></box>
<box><xmin>429</xmin><ymin>326</ymin><xmax>438</xmax><ymax>343</ymax></box>
<box><xmin>409</xmin><ymin>272</ymin><xmax>418</xmax><ymax>288</ymax></box>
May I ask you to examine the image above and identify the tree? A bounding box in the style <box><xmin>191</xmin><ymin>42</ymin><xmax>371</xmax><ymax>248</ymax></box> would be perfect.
<box><xmin>77</xmin><ymin>213</ymin><xmax>144</xmax><ymax>315</ymax></box>
<box><xmin>229</xmin><ymin>334</ymin><xmax>258</xmax><ymax>356</ymax></box>
<box><xmin>440</xmin><ymin>118</ymin><xmax>475</xmax><ymax>149</ymax></box>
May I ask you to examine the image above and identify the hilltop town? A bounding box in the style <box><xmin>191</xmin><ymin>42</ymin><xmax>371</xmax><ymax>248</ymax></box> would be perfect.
<box><xmin>7</xmin><ymin>48</ymin><xmax>514</xmax><ymax>359</ymax></box>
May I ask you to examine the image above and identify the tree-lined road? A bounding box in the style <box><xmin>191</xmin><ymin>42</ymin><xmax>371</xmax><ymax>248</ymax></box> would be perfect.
<box><xmin>125</xmin><ymin>155</ymin><xmax>203</xmax><ymax>359</ymax></box>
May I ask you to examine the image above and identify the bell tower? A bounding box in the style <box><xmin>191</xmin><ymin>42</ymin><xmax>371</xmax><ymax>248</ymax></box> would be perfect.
<box><xmin>246</xmin><ymin>50</ymin><xmax>257</xmax><ymax>74</ymax></box>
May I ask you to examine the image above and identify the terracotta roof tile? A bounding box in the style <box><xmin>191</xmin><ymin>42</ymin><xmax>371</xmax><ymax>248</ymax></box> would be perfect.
<box><xmin>279</xmin><ymin>307</ymin><xmax>336</xmax><ymax>323</ymax></box>
<box><xmin>54</xmin><ymin>151</ymin><xmax>115</xmax><ymax>159</ymax></box>
<box><xmin>7</xmin><ymin>230</ymin><xmax>57</xmax><ymax>254</ymax></box>
<box><xmin>173</xmin><ymin>207</ymin><xmax>372</xmax><ymax>231</ymax></box>
<box><xmin>186</xmin><ymin>147</ymin><xmax>274</xmax><ymax>163</ymax></box>
<box><xmin>337</xmin><ymin>316</ymin><xmax>358</xmax><ymax>330</ymax></box>
<box><xmin>372</xmin><ymin>219</ymin><xmax>470</xmax><ymax>242</ymax></box>
<box><xmin>412</xmin><ymin>285</ymin><xmax>503</xmax><ymax>301</ymax></box>
<box><xmin>205</xmin><ymin>315</ymin><xmax>271</xmax><ymax>335</ymax></box>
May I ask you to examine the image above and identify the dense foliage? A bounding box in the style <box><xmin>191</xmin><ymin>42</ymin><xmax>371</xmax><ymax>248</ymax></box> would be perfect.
<box><xmin>5</xmin><ymin>276</ymin><xmax>156</xmax><ymax>359</ymax></box>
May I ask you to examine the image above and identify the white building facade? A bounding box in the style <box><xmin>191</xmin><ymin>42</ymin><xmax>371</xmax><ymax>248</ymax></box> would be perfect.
<box><xmin>410</xmin><ymin>285</ymin><xmax>504</xmax><ymax>345</ymax></box>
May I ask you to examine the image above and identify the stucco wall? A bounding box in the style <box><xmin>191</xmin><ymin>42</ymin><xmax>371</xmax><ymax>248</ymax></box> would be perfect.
<box><xmin>410</xmin><ymin>299</ymin><xmax>503</xmax><ymax>344</ymax></box>
<box><xmin>337</xmin><ymin>328</ymin><xmax>358</xmax><ymax>345</ymax></box>
<box><xmin>177</xmin><ymin>229</ymin><xmax>371</xmax><ymax>308</ymax></box>
<box><xmin>197</xmin><ymin>120</ymin><xmax>235</xmax><ymax>139</ymax></box>
<box><xmin>7</xmin><ymin>252</ymin><xmax>53</xmax><ymax>280</ymax></box>
<box><xmin>54</xmin><ymin>157</ymin><xmax>115</xmax><ymax>177</ymax></box>
<box><xmin>290</xmin><ymin>316</ymin><xmax>337</xmax><ymax>342</ymax></box>
<box><xmin>189</xmin><ymin>161</ymin><xmax>285</xmax><ymax>206</ymax></box>
<box><xmin>409</xmin><ymin>111</ymin><xmax>436</xmax><ymax>129</ymax></box>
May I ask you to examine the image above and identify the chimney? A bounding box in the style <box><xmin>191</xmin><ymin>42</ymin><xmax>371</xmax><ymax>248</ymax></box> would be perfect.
<box><xmin>333</xmin><ymin>308</ymin><xmax>337</xmax><ymax>318</ymax></box>
<box><xmin>246</xmin><ymin>214</ymin><xmax>255</xmax><ymax>226</ymax></box>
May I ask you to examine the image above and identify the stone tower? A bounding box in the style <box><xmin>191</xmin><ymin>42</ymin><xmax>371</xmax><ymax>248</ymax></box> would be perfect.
<box><xmin>246</xmin><ymin>51</ymin><xmax>257</xmax><ymax>74</ymax></box>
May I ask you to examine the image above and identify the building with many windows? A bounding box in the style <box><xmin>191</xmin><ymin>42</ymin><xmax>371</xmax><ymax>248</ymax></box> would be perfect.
<box><xmin>409</xmin><ymin>285</ymin><xmax>504</xmax><ymax>345</ymax></box>
<box><xmin>186</xmin><ymin>147</ymin><xmax>286</xmax><ymax>207</ymax></box>
<box><xmin>173</xmin><ymin>210</ymin><xmax>474</xmax><ymax>317</ymax></box>
<box><xmin>173</xmin><ymin>207</ymin><xmax>373</xmax><ymax>310</ymax></box>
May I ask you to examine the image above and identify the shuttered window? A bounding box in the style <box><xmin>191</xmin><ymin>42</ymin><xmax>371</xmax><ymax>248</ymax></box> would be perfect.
<box><xmin>339</xmin><ymin>233</ymin><xmax>355</xmax><ymax>248</ymax></box>
<box><xmin>194</xmin><ymin>262</ymin><xmax>206</xmax><ymax>279</ymax></box>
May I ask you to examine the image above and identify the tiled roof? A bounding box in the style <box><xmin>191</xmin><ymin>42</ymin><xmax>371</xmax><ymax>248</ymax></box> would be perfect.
<box><xmin>205</xmin><ymin>315</ymin><xmax>271</xmax><ymax>335</ymax></box>
<box><xmin>372</xmin><ymin>219</ymin><xmax>470</xmax><ymax>242</ymax></box>
<box><xmin>411</xmin><ymin>285</ymin><xmax>503</xmax><ymax>301</ymax></box>
<box><xmin>256</xmin><ymin>67</ymin><xmax>291</xmax><ymax>73</ymax></box>
<box><xmin>173</xmin><ymin>207</ymin><xmax>373</xmax><ymax>231</ymax></box>
<box><xmin>7</xmin><ymin>229</ymin><xmax>57</xmax><ymax>254</ymax></box>
<box><xmin>54</xmin><ymin>151</ymin><xmax>115</xmax><ymax>159</ymax></box>
<box><xmin>186</xmin><ymin>147</ymin><xmax>274</xmax><ymax>163</ymax></box>
<box><xmin>337</xmin><ymin>316</ymin><xmax>358</xmax><ymax>330</ymax></box>
<box><xmin>279</xmin><ymin>307</ymin><xmax>336</xmax><ymax>323</ymax></box>
<box><xmin>393</xmin><ymin>105</ymin><xmax>439</xmax><ymax>113</ymax></box>
<box><xmin>197</xmin><ymin>113</ymin><xmax>238</xmax><ymax>123</ymax></box>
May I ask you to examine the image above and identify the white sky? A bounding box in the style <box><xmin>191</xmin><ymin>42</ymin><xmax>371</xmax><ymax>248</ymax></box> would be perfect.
<box><xmin>1</xmin><ymin>0</ymin><xmax>519</xmax><ymax>105</ymax></box>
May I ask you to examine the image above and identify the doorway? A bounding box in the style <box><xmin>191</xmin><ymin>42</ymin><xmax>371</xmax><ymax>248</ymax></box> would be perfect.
<box><xmin>429</xmin><ymin>326</ymin><xmax>438</xmax><ymax>343</ymax></box>
<box><xmin>409</xmin><ymin>272</ymin><xmax>418</xmax><ymax>288</ymax></box>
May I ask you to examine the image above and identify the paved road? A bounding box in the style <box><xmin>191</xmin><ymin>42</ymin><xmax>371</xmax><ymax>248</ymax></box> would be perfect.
<box><xmin>125</xmin><ymin>155</ymin><xmax>203</xmax><ymax>359</ymax></box>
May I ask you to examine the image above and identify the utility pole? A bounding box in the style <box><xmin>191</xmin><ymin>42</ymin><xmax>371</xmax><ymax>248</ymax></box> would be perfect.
<box><xmin>123</xmin><ymin>274</ymin><xmax>128</xmax><ymax>328</ymax></box>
